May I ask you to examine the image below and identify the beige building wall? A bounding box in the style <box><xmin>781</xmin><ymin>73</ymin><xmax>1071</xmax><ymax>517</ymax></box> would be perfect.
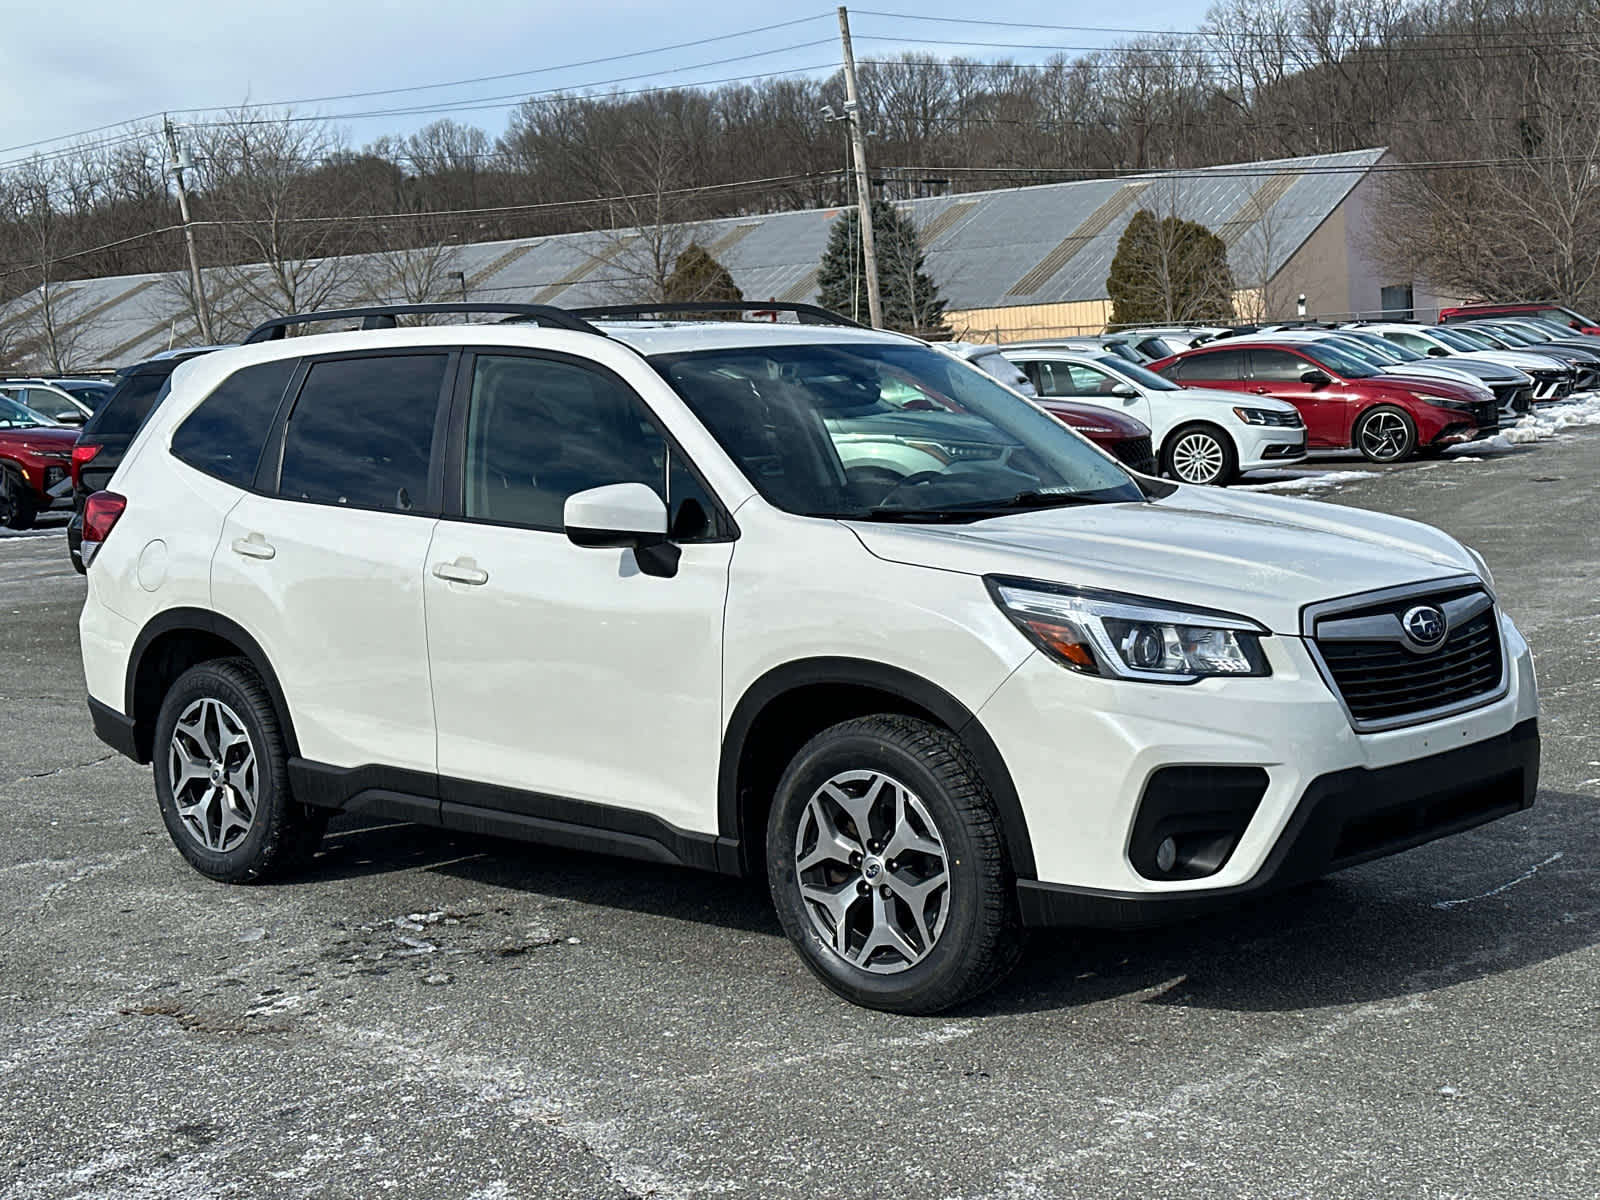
<box><xmin>1261</xmin><ymin>205</ymin><xmax>1352</xmax><ymax>321</ymax></box>
<box><xmin>946</xmin><ymin>300</ymin><xmax>1114</xmax><ymax>343</ymax></box>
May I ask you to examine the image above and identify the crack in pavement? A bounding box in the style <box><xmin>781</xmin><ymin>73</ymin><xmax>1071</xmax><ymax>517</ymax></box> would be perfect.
<box><xmin>9</xmin><ymin>753</ymin><xmax>117</xmax><ymax>786</ymax></box>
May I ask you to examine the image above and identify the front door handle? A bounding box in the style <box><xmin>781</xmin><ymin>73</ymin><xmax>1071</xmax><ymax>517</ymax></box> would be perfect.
<box><xmin>432</xmin><ymin>560</ymin><xmax>488</xmax><ymax>586</ymax></box>
<box><xmin>1249</xmin><ymin>386</ymin><xmax>1271</xmax><ymax>395</ymax></box>
<box><xmin>231</xmin><ymin>533</ymin><xmax>276</xmax><ymax>560</ymax></box>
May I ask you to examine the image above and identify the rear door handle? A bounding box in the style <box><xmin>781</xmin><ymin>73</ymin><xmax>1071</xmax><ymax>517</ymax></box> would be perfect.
<box><xmin>432</xmin><ymin>560</ymin><xmax>488</xmax><ymax>586</ymax></box>
<box><xmin>231</xmin><ymin>534</ymin><xmax>276</xmax><ymax>560</ymax></box>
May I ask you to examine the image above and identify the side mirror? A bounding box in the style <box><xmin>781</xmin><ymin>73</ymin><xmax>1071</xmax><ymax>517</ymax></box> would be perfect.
<box><xmin>1110</xmin><ymin>383</ymin><xmax>1139</xmax><ymax>398</ymax></box>
<box><xmin>54</xmin><ymin>410</ymin><xmax>85</xmax><ymax>426</ymax></box>
<box><xmin>1300</xmin><ymin>369</ymin><xmax>1332</xmax><ymax>387</ymax></box>
<box><xmin>1426</xmin><ymin>346</ymin><xmax>1449</xmax><ymax>357</ymax></box>
<box><xmin>563</xmin><ymin>482</ymin><xmax>679</xmax><ymax>578</ymax></box>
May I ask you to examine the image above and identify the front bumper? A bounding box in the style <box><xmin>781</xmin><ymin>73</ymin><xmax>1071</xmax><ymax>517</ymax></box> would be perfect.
<box><xmin>1235</xmin><ymin>426</ymin><xmax>1307</xmax><ymax>470</ymax></box>
<box><xmin>979</xmin><ymin>610</ymin><xmax>1539</xmax><ymax>915</ymax></box>
<box><xmin>1018</xmin><ymin>718</ymin><xmax>1538</xmax><ymax>927</ymax></box>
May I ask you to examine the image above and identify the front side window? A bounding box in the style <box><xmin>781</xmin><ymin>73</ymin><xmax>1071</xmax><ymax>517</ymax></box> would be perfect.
<box><xmin>1097</xmin><ymin>356</ymin><xmax>1178</xmax><ymax>391</ymax></box>
<box><xmin>651</xmin><ymin>341</ymin><xmax>1142</xmax><ymax>520</ymax></box>
<box><xmin>278</xmin><ymin>354</ymin><xmax>446</xmax><ymax>512</ymax></box>
<box><xmin>1032</xmin><ymin>360</ymin><xmax>1115</xmax><ymax>398</ymax></box>
<box><xmin>463</xmin><ymin>354</ymin><xmax>722</xmax><ymax>539</ymax></box>
<box><xmin>172</xmin><ymin>359</ymin><xmax>297</xmax><ymax>487</ymax></box>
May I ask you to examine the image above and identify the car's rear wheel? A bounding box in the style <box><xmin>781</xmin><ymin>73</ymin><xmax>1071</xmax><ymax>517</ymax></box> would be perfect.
<box><xmin>153</xmin><ymin>658</ymin><xmax>326</xmax><ymax>883</ymax></box>
<box><xmin>1161</xmin><ymin>423</ymin><xmax>1238</xmax><ymax>486</ymax></box>
<box><xmin>1353</xmin><ymin>405</ymin><xmax>1417</xmax><ymax>463</ymax></box>
<box><xmin>766</xmin><ymin>715</ymin><xmax>1022</xmax><ymax>1014</ymax></box>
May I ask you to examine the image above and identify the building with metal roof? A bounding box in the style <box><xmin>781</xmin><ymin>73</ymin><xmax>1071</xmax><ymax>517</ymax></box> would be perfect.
<box><xmin>2</xmin><ymin>147</ymin><xmax>1446</xmax><ymax>369</ymax></box>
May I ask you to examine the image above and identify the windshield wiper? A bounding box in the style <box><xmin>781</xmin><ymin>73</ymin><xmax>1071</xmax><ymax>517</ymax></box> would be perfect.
<box><xmin>851</xmin><ymin>491</ymin><xmax>1112</xmax><ymax>523</ymax></box>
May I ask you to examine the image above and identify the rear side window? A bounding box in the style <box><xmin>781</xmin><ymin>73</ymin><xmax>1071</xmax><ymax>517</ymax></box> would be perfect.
<box><xmin>86</xmin><ymin>371</ymin><xmax>169</xmax><ymax>436</ymax></box>
<box><xmin>278</xmin><ymin>354</ymin><xmax>447</xmax><ymax>512</ymax></box>
<box><xmin>1174</xmin><ymin>349</ymin><xmax>1245</xmax><ymax>381</ymax></box>
<box><xmin>171</xmin><ymin>359</ymin><xmax>297</xmax><ymax>487</ymax></box>
<box><xmin>1249</xmin><ymin>349</ymin><xmax>1312</xmax><ymax>382</ymax></box>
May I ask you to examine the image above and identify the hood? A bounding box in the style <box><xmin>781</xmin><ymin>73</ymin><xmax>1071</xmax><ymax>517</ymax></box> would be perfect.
<box><xmin>1459</xmin><ymin>350</ymin><xmax>1573</xmax><ymax>374</ymax></box>
<box><xmin>1169</xmin><ymin>385</ymin><xmax>1299</xmax><ymax>415</ymax></box>
<box><xmin>847</xmin><ymin>486</ymin><xmax>1476</xmax><ymax>634</ymax></box>
<box><xmin>1036</xmin><ymin>400</ymin><xmax>1150</xmax><ymax>436</ymax></box>
<box><xmin>1364</xmin><ymin>375</ymin><xmax>1483</xmax><ymax>403</ymax></box>
<box><xmin>1375</xmin><ymin>364</ymin><xmax>1494</xmax><ymax>398</ymax></box>
<box><xmin>0</xmin><ymin>426</ymin><xmax>78</xmax><ymax>454</ymax></box>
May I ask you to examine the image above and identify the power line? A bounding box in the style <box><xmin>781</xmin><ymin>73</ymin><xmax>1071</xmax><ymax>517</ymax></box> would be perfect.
<box><xmin>0</xmin><ymin>13</ymin><xmax>835</xmax><ymax>159</ymax></box>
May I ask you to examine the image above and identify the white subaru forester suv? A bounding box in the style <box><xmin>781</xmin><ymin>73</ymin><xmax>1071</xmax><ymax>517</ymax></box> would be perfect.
<box><xmin>79</xmin><ymin>303</ymin><xmax>1540</xmax><ymax>1014</ymax></box>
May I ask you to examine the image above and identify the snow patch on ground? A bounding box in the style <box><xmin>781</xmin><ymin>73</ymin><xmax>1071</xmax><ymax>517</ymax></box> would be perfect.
<box><xmin>1499</xmin><ymin>393</ymin><xmax>1600</xmax><ymax>446</ymax></box>
<box><xmin>1239</xmin><ymin>470</ymin><xmax>1371</xmax><ymax>492</ymax></box>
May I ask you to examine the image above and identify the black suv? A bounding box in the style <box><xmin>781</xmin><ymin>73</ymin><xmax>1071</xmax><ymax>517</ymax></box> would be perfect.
<box><xmin>67</xmin><ymin>348</ymin><xmax>224</xmax><ymax>571</ymax></box>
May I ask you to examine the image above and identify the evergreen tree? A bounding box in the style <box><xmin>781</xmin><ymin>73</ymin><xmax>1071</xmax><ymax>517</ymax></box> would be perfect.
<box><xmin>663</xmin><ymin>243</ymin><xmax>743</xmax><ymax>304</ymax></box>
<box><xmin>1106</xmin><ymin>209</ymin><xmax>1235</xmax><ymax>327</ymax></box>
<box><xmin>817</xmin><ymin>199</ymin><xmax>948</xmax><ymax>337</ymax></box>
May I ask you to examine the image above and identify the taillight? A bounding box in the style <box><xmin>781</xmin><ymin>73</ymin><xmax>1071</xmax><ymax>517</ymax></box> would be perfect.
<box><xmin>70</xmin><ymin>442</ymin><xmax>101</xmax><ymax>488</ymax></box>
<box><xmin>80</xmin><ymin>491</ymin><xmax>126</xmax><ymax>568</ymax></box>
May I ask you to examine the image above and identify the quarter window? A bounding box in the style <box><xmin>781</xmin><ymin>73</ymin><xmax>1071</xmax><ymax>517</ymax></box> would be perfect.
<box><xmin>171</xmin><ymin>359</ymin><xmax>297</xmax><ymax>487</ymax></box>
<box><xmin>278</xmin><ymin>354</ymin><xmax>446</xmax><ymax>512</ymax></box>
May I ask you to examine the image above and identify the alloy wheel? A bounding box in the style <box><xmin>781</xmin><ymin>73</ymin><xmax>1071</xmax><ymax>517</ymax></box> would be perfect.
<box><xmin>793</xmin><ymin>769</ymin><xmax>950</xmax><ymax>974</ymax></box>
<box><xmin>1170</xmin><ymin>431</ymin><xmax>1226</xmax><ymax>483</ymax></box>
<box><xmin>1359</xmin><ymin>411</ymin><xmax>1410</xmax><ymax>460</ymax></box>
<box><xmin>167</xmin><ymin>697</ymin><xmax>259</xmax><ymax>852</ymax></box>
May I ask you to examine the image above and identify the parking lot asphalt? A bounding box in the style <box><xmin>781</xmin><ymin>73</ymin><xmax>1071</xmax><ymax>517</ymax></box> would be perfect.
<box><xmin>2</xmin><ymin>435</ymin><xmax>1597</xmax><ymax>1200</ymax></box>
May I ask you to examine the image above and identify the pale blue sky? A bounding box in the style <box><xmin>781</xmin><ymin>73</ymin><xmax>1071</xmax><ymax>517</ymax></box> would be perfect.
<box><xmin>1</xmin><ymin>0</ymin><xmax>1217</xmax><ymax>159</ymax></box>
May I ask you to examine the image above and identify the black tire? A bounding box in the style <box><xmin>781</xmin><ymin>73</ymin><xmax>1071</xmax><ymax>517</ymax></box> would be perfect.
<box><xmin>766</xmin><ymin>715</ymin><xmax>1023</xmax><ymax>1014</ymax></box>
<box><xmin>1160</xmin><ymin>422</ymin><xmax>1238</xmax><ymax>486</ymax></box>
<box><xmin>0</xmin><ymin>471</ymin><xmax>36</xmax><ymax>530</ymax></box>
<box><xmin>1352</xmin><ymin>405</ymin><xmax>1417</xmax><ymax>463</ymax></box>
<box><xmin>152</xmin><ymin>658</ymin><xmax>327</xmax><ymax>883</ymax></box>
<box><xmin>1415</xmin><ymin>444</ymin><xmax>1448</xmax><ymax>460</ymax></box>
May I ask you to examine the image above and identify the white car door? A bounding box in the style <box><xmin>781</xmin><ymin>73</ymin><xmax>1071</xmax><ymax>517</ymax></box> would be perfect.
<box><xmin>423</xmin><ymin>350</ymin><xmax>734</xmax><ymax>841</ymax></box>
<box><xmin>211</xmin><ymin>350</ymin><xmax>449</xmax><ymax>776</ymax></box>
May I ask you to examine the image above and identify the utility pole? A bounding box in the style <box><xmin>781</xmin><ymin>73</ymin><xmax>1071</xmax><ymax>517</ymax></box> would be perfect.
<box><xmin>163</xmin><ymin>115</ymin><xmax>213</xmax><ymax>344</ymax></box>
<box><xmin>837</xmin><ymin>6</ymin><xmax>883</xmax><ymax>329</ymax></box>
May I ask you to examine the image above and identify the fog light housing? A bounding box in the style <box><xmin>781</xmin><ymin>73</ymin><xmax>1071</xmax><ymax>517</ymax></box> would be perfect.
<box><xmin>1130</xmin><ymin>766</ymin><xmax>1269</xmax><ymax>880</ymax></box>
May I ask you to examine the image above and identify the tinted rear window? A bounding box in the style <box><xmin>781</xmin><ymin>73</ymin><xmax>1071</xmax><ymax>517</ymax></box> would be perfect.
<box><xmin>171</xmin><ymin>359</ymin><xmax>297</xmax><ymax>487</ymax></box>
<box><xmin>86</xmin><ymin>370</ymin><xmax>170</xmax><ymax>436</ymax></box>
<box><xmin>277</xmin><ymin>354</ymin><xmax>447</xmax><ymax>512</ymax></box>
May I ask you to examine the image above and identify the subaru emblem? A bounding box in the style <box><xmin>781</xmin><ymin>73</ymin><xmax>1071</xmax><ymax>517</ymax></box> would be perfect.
<box><xmin>1401</xmin><ymin>604</ymin><xmax>1448</xmax><ymax>650</ymax></box>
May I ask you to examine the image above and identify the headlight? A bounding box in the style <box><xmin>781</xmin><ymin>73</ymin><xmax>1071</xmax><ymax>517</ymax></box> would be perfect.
<box><xmin>1232</xmin><ymin>406</ymin><xmax>1300</xmax><ymax>427</ymax></box>
<box><xmin>988</xmin><ymin>578</ymin><xmax>1271</xmax><ymax>682</ymax></box>
<box><xmin>1410</xmin><ymin>391</ymin><xmax>1478</xmax><ymax>409</ymax></box>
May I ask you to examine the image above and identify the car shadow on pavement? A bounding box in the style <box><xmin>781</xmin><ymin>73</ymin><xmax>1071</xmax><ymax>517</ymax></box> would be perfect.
<box><xmin>296</xmin><ymin>790</ymin><xmax>1594</xmax><ymax>1013</ymax></box>
<box><xmin>965</xmin><ymin>787</ymin><xmax>1596</xmax><ymax>1017</ymax></box>
<box><xmin>303</xmin><ymin>815</ymin><xmax>783</xmax><ymax>937</ymax></box>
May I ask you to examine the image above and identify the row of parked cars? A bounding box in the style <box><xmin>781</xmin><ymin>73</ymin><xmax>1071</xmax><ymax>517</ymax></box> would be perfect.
<box><xmin>964</xmin><ymin>308</ymin><xmax>1600</xmax><ymax>483</ymax></box>
<box><xmin>5</xmin><ymin>303</ymin><xmax>1589</xmax><ymax>534</ymax></box>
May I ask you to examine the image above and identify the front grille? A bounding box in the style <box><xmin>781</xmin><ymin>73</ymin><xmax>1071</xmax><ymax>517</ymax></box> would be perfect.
<box><xmin>1312</xmin><ymin>598</ymin><xmax>1497</xmax><ymax>723</ymax></box>
<box><xmin>1473</xmin><ymin>401</ymin><xmax>1499</xmax><ymax>432</ymax></box>
<box><xmin>1111</xmin><ymin>436</ymin><xmax>1155</xmax><ymax>473</ymax></box>
<box><xmin>44</xmin><ymin>466</ymin><xmax>66</xmax><ymax>488</ymax></box>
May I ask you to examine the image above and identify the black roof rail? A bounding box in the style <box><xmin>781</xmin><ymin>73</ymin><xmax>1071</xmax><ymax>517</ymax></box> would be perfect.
<box><xmin>243</xmin><ymin>303</ymin><xmax>603</xmax><ymax>344</ymax></box>
<box><xmin>568</xmin><ymin>301</ymin><xmax>863</xmax><ymax>328</ymax></box>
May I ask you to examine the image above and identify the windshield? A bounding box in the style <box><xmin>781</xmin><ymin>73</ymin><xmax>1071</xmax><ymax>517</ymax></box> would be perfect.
<box><xmin>0</xmin><ymin>396</ymin><xmax>55</xmax><ymax>428</ymax></box>
<box><xmin>1429</xmin><ymin>326</ymin><xmax>1483</xmax><ymax>352</ymax></box>
<box><xmin>1096</xmin><ymin>355</ymin><xmax>1179</xmax><ymax>390</ymax></box>
<box><xmin>1333</xmin><ymin>331</ymin><xmax>1414</xmax><ymax>363</ymax></box>
<box><xmin>1477</xmin><ymin>324</ymin><xmax>1532</xmax><ymax>345</ymax></box>
<box><xmin>651</xmin><ymin>342</ymin><xmax>1144</xmax><ymax>520</ymax></box>
<box><xmin>1299</xmin><ymin>341</ymin><xmax>1378</xmax><ymax>378</ymax></box>
<box><xmin>1518</xmin><ymin>317</ymin><xmax>1570</xmax><ymax>339</ymax></box>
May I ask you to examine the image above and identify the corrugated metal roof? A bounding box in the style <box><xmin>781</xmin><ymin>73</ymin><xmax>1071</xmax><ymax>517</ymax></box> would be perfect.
<box><xmin>0</xmin><ymin>149</ymin><xmax>1384</xmax><ymax>368</ymax></box>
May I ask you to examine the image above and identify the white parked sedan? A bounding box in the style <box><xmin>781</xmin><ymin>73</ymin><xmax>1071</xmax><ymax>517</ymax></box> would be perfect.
<box><xmin>1000</xmin><ymin>346</ymin><xmax>1307</xmax><ymax>485</ymax></box>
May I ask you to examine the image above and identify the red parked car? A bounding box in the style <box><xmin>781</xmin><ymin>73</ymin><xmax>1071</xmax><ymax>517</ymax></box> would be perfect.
<box><xmin>1147</xmin><ymin>339</ymin><xmax>1496</xmax><ymax>463</ymax></box>
<box><xmin>1034</xmin><ymin>399</ymin><xmax>1157</xmax><ymax>474</ymax></box>
<box><xmin>0</xmin><ymin>394</ymin><xmax>77</xmax><ymax>529</ymax></box>
<box><xmin>1440</xmin><ymin>302</ymin><xmax>1600</xmax><ymax>335</ymax></box>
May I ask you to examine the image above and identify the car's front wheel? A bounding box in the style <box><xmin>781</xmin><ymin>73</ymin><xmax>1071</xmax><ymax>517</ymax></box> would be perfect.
<box><xmin>0</xmin><ymin>471</ymin><xmax>37</xmax><ymax>530</ymax></box>
<box><xmin>1353</xmin><ymin>405</ymin><xmax>1417</xmax><ymax>462</ymax></box>
<box><xmin>1161</xmin><ymin>423</ymin><xmax>1238</xmax><ymax>486</ymax></box>
<box><xmin>766</xmin><ymin>715</ymin><xmax>1023</xmax><ymax>1014</ymax></box>
<box><xmin>153</xmin><ymin>658</ymin><xmax>327</xmax><ymax>883</ymax></box>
